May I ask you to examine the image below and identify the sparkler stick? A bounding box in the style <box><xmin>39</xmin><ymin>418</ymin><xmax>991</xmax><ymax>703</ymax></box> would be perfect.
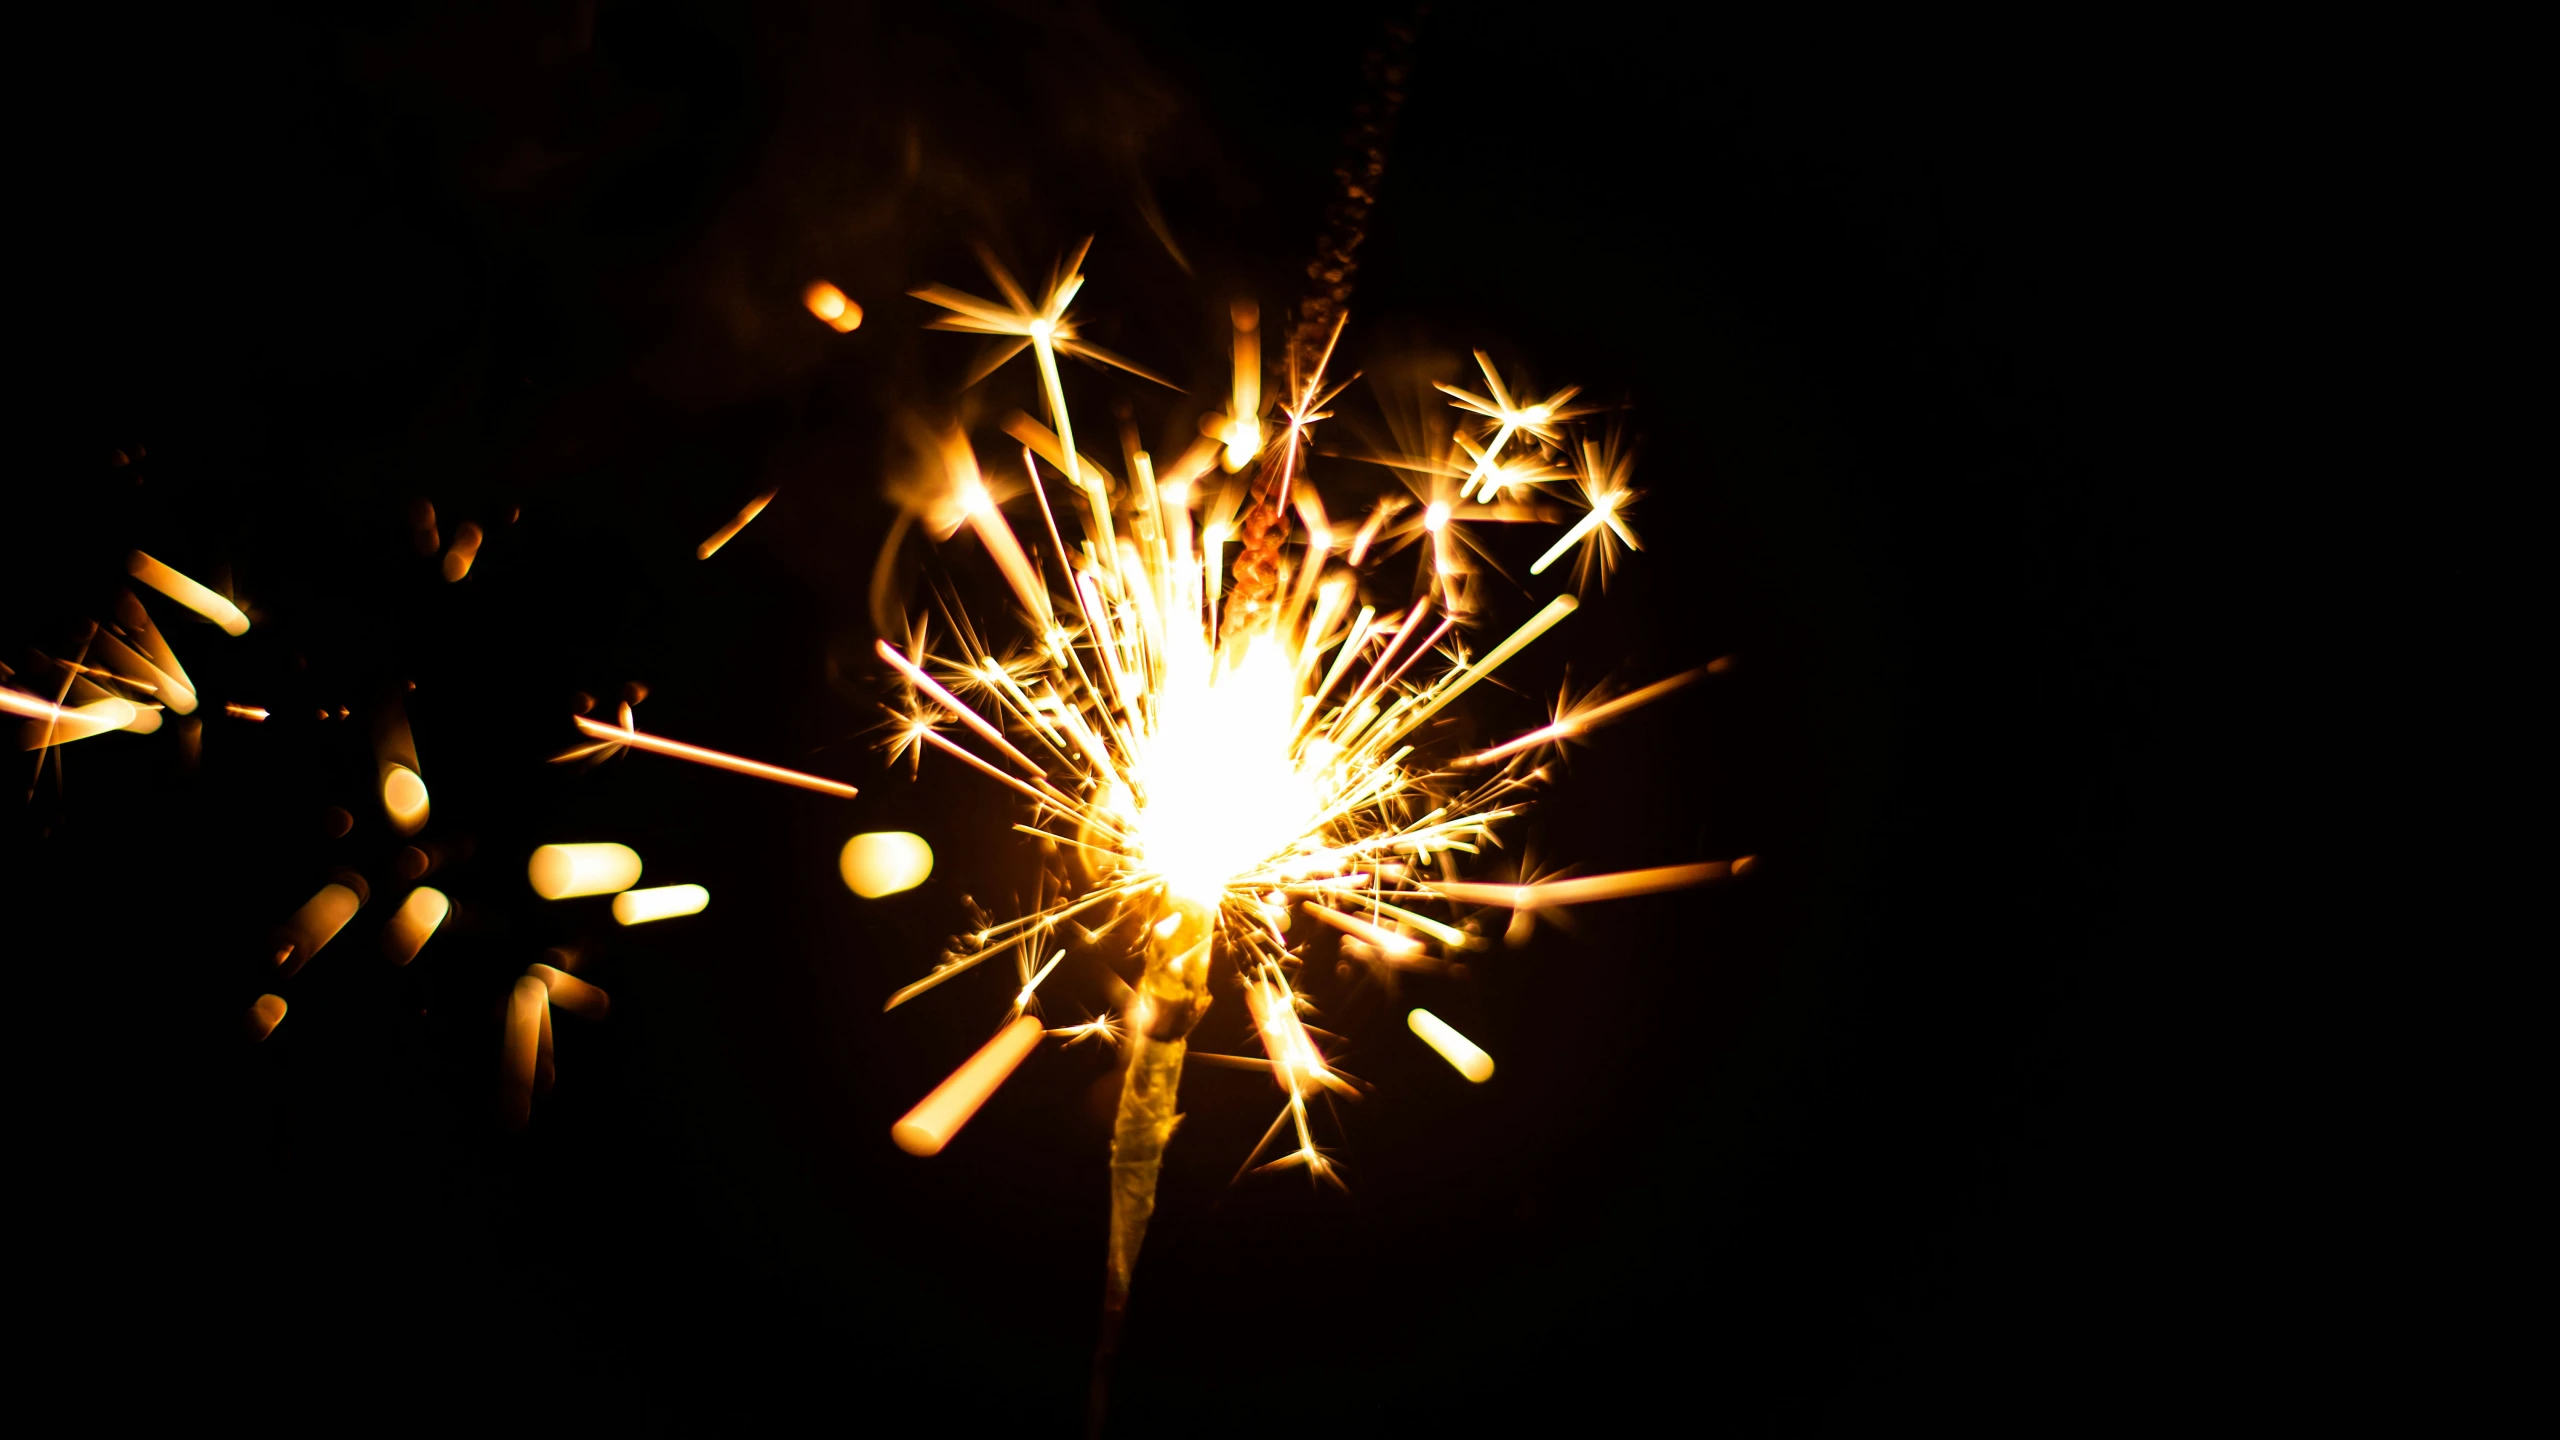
<box><xmin>569</xmin><ymin>713</ymin><xmax>858</xmax><ymax>799</ymax></box>
<box><xmin>126</xmin><ymin>551</ymin><xmax>249</xmax><ymax>635</ymax></box>
<box><xmin>1106</xmin><ymin>895</ymin><xmax>1213</xmax><ymax>1317</ymax></box>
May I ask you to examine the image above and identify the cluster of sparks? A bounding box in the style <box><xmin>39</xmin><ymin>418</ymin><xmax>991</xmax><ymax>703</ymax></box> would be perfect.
<box><xmin>868</xmin><ymin>241</ymin><xmax>1745</xmax><ymax>1184</ymax></box>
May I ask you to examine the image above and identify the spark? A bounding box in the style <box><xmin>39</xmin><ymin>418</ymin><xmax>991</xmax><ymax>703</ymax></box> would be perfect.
<box><xmin>382</xmin><ymin>886</ymin><xmax>450</xmax><ymax>966</ymax></box>
<box><xmin>696</xmin><ymin>490</ymin><xmax>777</xmax><ymax>559</ymax></box>
<box><xmin>804</xmin><ymin>281</ymin><xmax>863</xmax><ymax>332</ymax></box>
<box><xmin>527</xmin><ymin>843</ymin><xmax>643</xmax><ymax>899</ymax></box>
<box><xmin>1425</xmin><ymin>858</ymin><xmax>1753</xmax><ymax>910</ymax></box>
<box><xmin>245</xmin><ymin>994</ymin><xmax>287</xmax><ymax>1043</ymax></box>
<box><xmin>568</xmin><ymin>713</ymin><xmax>859</xmax><ymax>799</ymax></box>
<box><xmin>224</xmin><ymin>704</ymin><xmax>269</xmax><ymax>722</ymax></box>
<box><xmin>1459</xmin><ymin>666</ymin><xmax>1706</xmax><ymax>767</ymax></box>
<box><xmin>530</xmin><ymin>962</ymin><xmax>611</xmax><ymax>1019</ymax></box>
<box><xmin>892</xmin><ymin>1014</ymin><xmax>1045</xmax><ymax>1156</ymax></box>
<box><xmin>611</xmin><ymin>884</ymin><xmax>709</xmax><ymax>926</ymax></box>
<box><xmin>1407</xmin><ymin>1008</ymin><xmax>1494</xmax><ymax>1083</ymax></box>
<box><xmin>441</xmin><ymin>522</ymin><xmax>484</xmax><ymax>582</ymax></box>
<box><xmin>126</xmin><ymin>551</ymin><xmax>249</xmax><ymax>635</ymax></box>
<box><xmin>841</xmin><ymin>831</ymin><xmax>935</xmax><ymax>898</ymax></box>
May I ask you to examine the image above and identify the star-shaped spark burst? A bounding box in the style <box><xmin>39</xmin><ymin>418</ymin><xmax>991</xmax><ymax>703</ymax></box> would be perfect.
<box><xmin>1529</xmin><ymin>432</ymin><xmax>1643</xmax><ymax>590</ymax></box>
<box><xmin>1433</xmin><ymin>350</ymin><xmax>1592</xmax><ymax>502</ymax></box>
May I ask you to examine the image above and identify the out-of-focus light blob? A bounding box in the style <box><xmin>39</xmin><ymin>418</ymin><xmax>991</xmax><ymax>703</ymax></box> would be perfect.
<box><xmin>1407</xmin><ymin>1008</ymin><xmax>1495</xmax><ymax>1083</ymax></box>
<box><xmin>530</xmin><ymin>962</ymin><xmax>610</xmax><ymax>1019</ymax></box>
<box><xmin>804</xmin><ymin>281</ymin><xmax>862</xmax><ymax>332</ymax></box>
<box><xmin>246</xmin><ymin>994</ymin><xmax>288</xmax><ymax>1043</ymax></box>
<box><xmin>321</xmin><ymin>806</ymin><xmax>353</xmax><ymax>838</ymax></box>
<box><xmin>569</xmin><ymin>714</ymin><xmax>860</xmax><ymax>799</ymax></box>
<box><xmin>696</xmin><ymin>489</ymin><xmax>777</xmax><ymax>560</ymax></box>
<box><xmin>440</xmin><ymin>522</ymin><xmax>484</xmax><ymax>582</ymax></box>
<box><xmin>382</xmin><ymin>886</ymin><xmax>450</xmax><ymax>966</ymax></box>
<box><xmin>527</xmin><ymin>843</ymin><xmax>643</xmax><ymax>899</ymax></box>
<box><xmin>276</xmin><ymin>880</ymin><xmax>366</xmax><ymax>976</ymax></box>
<box><xmin>501</xmin><ymin>975</ymin><xmax>545</xmax><ymax>1131</ymax></box>
<box><xmin>841</xmin><ymin>831</ymin><xmax>934</xmax><ymax>898</ymax></box>
<box><xmin>380</xmin><ymin>764</ymin><xmax>430</xmax><ymax>834</ymax></box>
<box><xmin>611</xmin><ymin>884</ymin><xmax>708</xmax><ymax>926</ymax></box>
<box><xmin>892</xmin><ymin>1014</ymin><xmax>1044</xmax><ymax>1156</ymax></box>
<box><xmin>126</xmin><ymin>551</ymin><xmax>248</xmax><ymax>635</ymax></box>
<box><xmin>376</xmin><ymin>700</ymin><xmax>429</xmax><ymax>834</ymax></box>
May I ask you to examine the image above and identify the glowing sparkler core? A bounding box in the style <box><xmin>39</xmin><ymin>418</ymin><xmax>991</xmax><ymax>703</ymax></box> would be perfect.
<box><xmin>1130</xmin><ymin>634</ymin><xmax>1323</xmax><ymax>907</ymax></box>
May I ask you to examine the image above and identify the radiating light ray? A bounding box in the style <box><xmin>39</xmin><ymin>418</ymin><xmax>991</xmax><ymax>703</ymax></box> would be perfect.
<box><xmin>127</xmin><ymin>551</ymin><xmax>248</xmax><ymax>635</ymax></box>
<box><xmin>696</xmin><ymin>490</ymin><xmax>777</xmax><ymax>559</ymax></box>
<box><xmin>611</xmin><ymin>884</ymin><xmax>709</xmax><ymax>926</ymax></box>
<box><xmin>568</xmin><ymin>714</ymin><xmax>858</xmax><ymax>799</ymax></box>
<box><xmin>1407</xmin><ymin>1008</ymin><xmax>1494</xmax><ymax>1082</ymax></box>
<box><xmin>1425</xmin><ymin>858</ymin><xmax>1751</xmax><ymax>909</ymax></box>
<box><xmin>1459</xmin><ymin>666</ymin><xmax>1705</xmax><ymax>767</ymax></box>
<box><xmin>892</xmin><ymin>1014</ymin><xmax>1044</xmax><ymax>1155</ymax></box>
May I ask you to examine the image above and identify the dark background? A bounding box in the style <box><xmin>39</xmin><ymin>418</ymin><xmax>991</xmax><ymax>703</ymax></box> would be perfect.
<box><xmin>20</xmin><ymin>2</ymin><xmax>2200</xmax><ymax>1432</ymax></box>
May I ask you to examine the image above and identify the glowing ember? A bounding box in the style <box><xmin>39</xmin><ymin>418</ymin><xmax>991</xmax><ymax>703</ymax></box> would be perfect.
<box><xmin>841</xmin><ymin>831</ymin><xmax>934</xmax><ymax>898</ymax></box>
<box><xmin>527</xmin><ymin>843</ymin><xmax>643</xmax><ymax>900</ymax></box>
<box><xmin>803</xmin><ymin>280</ymin><xmax>863</xmax><ymax>332</ymax></box>
<box><xmin>611</xmin><ymin>883</ymin><xmax>708</xmax><ymax>926</ymax></box>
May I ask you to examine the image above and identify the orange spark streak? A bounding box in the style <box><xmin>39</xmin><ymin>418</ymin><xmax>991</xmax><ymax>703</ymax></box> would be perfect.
<box><xmin>874</xmin><ymin>640</ymin><xmax>1047</xmax><ymax>780</ymax></box>
<box><xmin>892</xmin><ymin>1014</ymin><xmax>1044</xmax><ymax>1155</ymax></box>
<box><xmin>569</xmin><ymin>714</ymin><xmax>858</xmax><ymax>799</ymax></box>
<box><xmin>1424</xmin><ymin>859</ymin><xmax>1751</xmax><ymax>909</ymax></box>
<box><xmin>224</xmin><ymin>704</ymin><xmax>269</xmax><ymax>721</ymax></box>
<box><xmin>695</xmin><ymin>490</ymin><xmax>777</xmax><ymax>559</ymax></box>
<box><xmin>1457</xmin><ymin>666</ymin><xmax>1707</xmax><ymax>767</ymax></box>
<box><xmin>126</xmin><ymin>551</ymin><xmax>249</xmax><ymax>635</ymax></box>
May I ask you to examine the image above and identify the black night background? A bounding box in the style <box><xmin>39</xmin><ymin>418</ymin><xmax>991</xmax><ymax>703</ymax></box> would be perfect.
<box><xmin>18</xmin><ymin>3</ymin><xmax>2211</xmax><ymax>1432</ymax></box>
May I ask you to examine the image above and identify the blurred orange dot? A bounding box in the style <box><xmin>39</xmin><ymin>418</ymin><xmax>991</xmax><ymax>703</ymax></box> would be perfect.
<box><xmin>804</xmin><ymin>281</ymin><xmax>861</xmax><ymax>332</ymax></box>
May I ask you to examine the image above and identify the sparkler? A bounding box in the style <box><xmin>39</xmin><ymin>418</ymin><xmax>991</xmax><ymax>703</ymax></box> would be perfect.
<box><xmin>875</xmin><ymin>241</ymin><xmax>1747</xmax><ymax>1365</ymax></box>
